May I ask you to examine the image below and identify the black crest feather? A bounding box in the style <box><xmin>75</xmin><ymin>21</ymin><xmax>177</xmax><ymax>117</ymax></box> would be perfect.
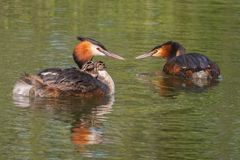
<box><xmin>77</xmin><ymin>36</ymin><xmax>108</xmax><ymax>50</ymax></box>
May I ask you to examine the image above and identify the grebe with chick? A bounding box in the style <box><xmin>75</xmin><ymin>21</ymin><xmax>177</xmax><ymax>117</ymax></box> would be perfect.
<box><xmin>13</xmin><ymin>37</ymin><xmax>124</xmax><ymax>97</ymax></box>
<box><xmin>136</xmin><ymin>41</ymin><xmax>220</xmax><ymax>79</ymax></box>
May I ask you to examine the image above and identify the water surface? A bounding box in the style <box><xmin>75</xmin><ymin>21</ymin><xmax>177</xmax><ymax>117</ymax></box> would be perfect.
<box><xmin>1</xmin><ymin>1</ymin><xmax>240</xmax><ymax>159</ymax></box>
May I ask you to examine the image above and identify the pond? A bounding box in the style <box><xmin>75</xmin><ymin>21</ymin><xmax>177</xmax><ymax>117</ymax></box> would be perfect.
<box><xmin>0</xmin><ymin>0</ymin><xmax>240</xmax><ymax>159</ymax></box>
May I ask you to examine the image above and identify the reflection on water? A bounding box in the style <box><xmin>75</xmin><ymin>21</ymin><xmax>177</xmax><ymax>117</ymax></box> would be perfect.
<box><xmin>13</xmin><ymin>94</ymin><xmax>114</xmax><ymax>157</ymax></box>
<box><xmin>137</xmin><ymin>71</ymin><xmax>219</xmax><ymax>98</ymax></box>
<box><xmin>1</xmin><ymin>0</ymin><xmax>240</xmax><ymax>159</ymax></box>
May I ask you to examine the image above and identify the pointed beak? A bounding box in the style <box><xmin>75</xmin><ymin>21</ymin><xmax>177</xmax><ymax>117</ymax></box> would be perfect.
<box><xmin>135</xmin><ymin>50</ymin><xmax>155</xmax><ymax>59</ymax></box>
<box><xmin>98</xmin><ymin>48</ymin><xmax>125</xmax><ymax>60</ymax></box>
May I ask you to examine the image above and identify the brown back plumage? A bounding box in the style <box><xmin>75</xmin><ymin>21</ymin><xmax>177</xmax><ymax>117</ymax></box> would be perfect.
<box><xmin>163</xmin><ymin>53</ymin><xmax>220</xmax><ymax>79</ymax></box>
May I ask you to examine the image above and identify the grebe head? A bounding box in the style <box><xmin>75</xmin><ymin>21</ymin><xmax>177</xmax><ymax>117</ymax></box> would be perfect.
<box><xmin>136</xmin><ymin>41</ymin><xmax>186</xmax><ymax>60</ymax></box>
<box><xmin>81</xmin><ymin>61</ymin><xmax>106</xmax><ymax>78</ymax></box>
<box><xmin>73</xmin><ymin>36</ymin><xmax>124</xmax><ymax>68</ymax></box>
<box><xmin>81</xmin><ymin>61</ymin><xmax>115</xmax><ymax>95</ymax></box>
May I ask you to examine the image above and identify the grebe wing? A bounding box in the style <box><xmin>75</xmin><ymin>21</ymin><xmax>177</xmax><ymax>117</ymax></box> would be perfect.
<box><xmin>163</xmin><ymin>53</ymin><xmax>220</xmax><ymax>78</ymax></box>
<box><xmin>37</xmin><ymin>67</ymin><xmax>78</xmax><ymax>83</ymax></box>
<box><xmin>164</xmin><ymin>53</ymin><xmax>211</xmax><ymax>72</ymax></box>
<box><xmin>39</xmin><ymin>68</ymin><xmax>108</xmax><ymax>93</ymax></box>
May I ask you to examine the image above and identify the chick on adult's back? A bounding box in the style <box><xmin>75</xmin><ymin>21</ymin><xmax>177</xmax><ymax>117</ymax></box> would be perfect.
<box><xmin>13</xmin><ymin>37</ymin><xmax>124</xmax><ymax>97</ymax></box>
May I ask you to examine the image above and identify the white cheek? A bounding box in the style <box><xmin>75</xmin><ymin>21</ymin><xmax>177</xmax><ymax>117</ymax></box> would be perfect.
<box><xmin>91</xmin><ymin>45</ymin><xmax>105</xmax><ymax>56</ymax></box>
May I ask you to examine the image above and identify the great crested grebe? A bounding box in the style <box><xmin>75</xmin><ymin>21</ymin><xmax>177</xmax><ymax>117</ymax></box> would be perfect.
<box><xmin>13</xmin><ymin>36</ymin><xmax>124</xmax><ymax>97</ymax></box>
<box><xmin>136</xmin><ymin>41</ymin><xmax>220</xmax><ymax>79</ymax></box>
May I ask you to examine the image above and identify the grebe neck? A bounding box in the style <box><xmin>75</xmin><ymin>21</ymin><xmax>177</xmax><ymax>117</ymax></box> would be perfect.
<box><xmin>97</xmin><ymin>70</ymin><xmax>115</xmax><ymax>95</ymax></box>
<box><xmin>167</xmin><ymin>42</ymin><xmax>186</xmax><ymax>60</ymax></box>
<box><xmin>73</xmin><ymin>53</ymin><xmax>92</xmax><ymax>68</ymax></box>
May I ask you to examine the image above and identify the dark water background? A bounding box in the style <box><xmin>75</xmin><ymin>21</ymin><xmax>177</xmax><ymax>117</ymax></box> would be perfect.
<box><xmin>0</xmin><ymin>1</ymin><xmax>240</xmax><ymax>159</ymax></box>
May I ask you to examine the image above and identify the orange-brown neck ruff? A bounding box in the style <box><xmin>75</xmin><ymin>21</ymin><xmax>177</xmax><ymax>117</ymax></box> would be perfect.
<box><xmin>157</xmin><ymin>44</ymin><xmax>173</xmax><ymax>59</ymax></box>
<box><xmin>154</xmin><ymin>41</ymin><xmax>186</xmax><ymax>61</ymax></box>
<box><xmin>73</xmin><ymin>41</ymin><xmax>93</xmax><ymax>68</ymax></box>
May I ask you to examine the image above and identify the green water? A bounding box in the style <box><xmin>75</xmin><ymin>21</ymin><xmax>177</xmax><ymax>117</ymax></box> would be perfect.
<box><xmin>1</xmin><ymin>1</ymin><xmax>240</xmax><ymax>159</ymax></box>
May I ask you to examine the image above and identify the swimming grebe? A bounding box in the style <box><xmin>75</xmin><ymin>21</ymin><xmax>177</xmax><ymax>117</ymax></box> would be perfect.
<box><xmin>13</xmin><ymin>37</ymin><xmax>124</xmax><ymax>97</ymax></box>
<box><xmin>136</xmin><ymin>41</ymin><xmax>220</xmax><ymax>79</ymax></box>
